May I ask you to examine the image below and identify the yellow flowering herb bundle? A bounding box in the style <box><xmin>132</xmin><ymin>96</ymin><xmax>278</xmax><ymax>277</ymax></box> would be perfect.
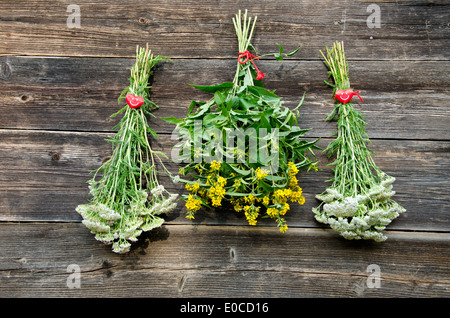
<box><xmin>165</xmin><ymin>10</ymin><xmax>319</xmax><ymax>233</ymax></box>
<box><xmin>76</xmin><ymin>45</ymin><xmax>177</xmax><ymax>253</ymax></box>
<box><xmin>313</xmin><ymin>41</ymin><xmax>405</xmax><ymax>242</ymax></box>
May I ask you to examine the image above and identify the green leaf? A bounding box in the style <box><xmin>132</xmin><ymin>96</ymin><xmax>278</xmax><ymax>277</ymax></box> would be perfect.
<box><xmin>159</xmin><ymin>116</ymin><xmax>184</xmax><ymax>124</ymax></box>
<box><xmin>275</xmin><ymin>43</ymin><xmax>284</xmax><ymax>61</ymax></box>
<box><xmin>274</xmin><ymin>53</ymin><xmax>284</xmax><ymax>61</ymax></box>
<box><xmin>224</xmin><ymin>163</ymin><xmax>251</xmax><ymax>176</ymax></box>
<box><xmin>294</xmin><ymin>92</ymin><xmax>306</xmax><ymax>111</ymax></box>
<box><xmin>110</xmin><ymin>105</ymin><xmax>128</xmax><ymax>118</ymax></box>
<box><xmin>225</xmin><ymin>191</ymin><xmax>252</xmax><ymax>197</ymax></box>
<box><xmin>276</xmin><ymin>43</ymin><xmax>284</xmax><ymax>55</ymax></box>
<box><xmin>151</xmin><ymin>150</ymin><xmax>168</xmax><ymax>159</ymax></box>
<box><xmin>188</xmin><ymin>100</ymin><xmax>202</xmax><ymax>115</ymax></box>
<box><xmin>264</xmin><ymin>175</ymin><xmax>286</xmax><ymax>181</ymax></box>
<box><xmin>248</xmin><ymin>86</ymin><xmax>279</xmax><ymax>98</ymax></box>
<box><xmin>188</xmin><ymin>103</ymin><xmax>211</xmax><ymax>119</ymax></box>
<box><xmin>286</xmin><ymin>46</ymin><xmax>301</xmax><ymax>56</ymax></box>
<box><xmin>214</xmin><ymin>91</ymin><xmax>226</xmax><ymax>106</ymax></box>
<box><xmin>189</xmin><ymin>82</ymin><xmax>234</xmax><ymax>93</ymax></box>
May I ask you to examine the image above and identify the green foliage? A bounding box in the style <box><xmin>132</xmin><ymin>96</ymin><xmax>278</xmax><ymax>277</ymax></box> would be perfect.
<box><xmin>76</xmin><ymin>45</ymin><xmax>178</xmax><ymax>253</ymax></box>
<box><xmin>164</xmin><ymin>10</ymin><xmax>318</xmax><ymax>232</ymax></box>
<box><xmin>313</xmin><ymin>41</ymin><xmax>405</xmax><ymax>242</ymax></box>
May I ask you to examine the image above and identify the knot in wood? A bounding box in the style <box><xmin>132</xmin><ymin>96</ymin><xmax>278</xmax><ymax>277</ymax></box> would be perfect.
<box><xmin>51</xmin><ymin>152</ymin><xmax>61</xmax><ymax>161</ymax></box>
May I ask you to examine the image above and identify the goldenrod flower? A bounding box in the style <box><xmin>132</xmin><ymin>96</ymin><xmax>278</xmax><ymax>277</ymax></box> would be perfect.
<box><xmin>279</xmin><ymin>223</ymin><xmax>288</xmax><ymax>233</ymax></box>
<box><xmin>186</xmin><ymin>211</ymin><xmax>195</xmax><ymax>220</ymax></box>
<box><xmin>244</xmin><ymin>205</ymin><xmax>259</xmax><ymax>225</ymax></box>
<box><xmin>280</xmin><ymin>203</ymin><xmax>290</xmax><ymax>215</ymax></box>
<box><xmin>256</xmin><ymin>167</ymin><xmax>269</xmax><ymax>180</ymax></box>
<box><xmin>273</xmin><ymin>189</ymin><xmax>288</xmax><ymax>204</ymax></box>
<box><xmin>208</xmin><ymin>183</ymin><xmax>226</xmax><ymax>207</ymax></box>
<box><xmin>185</xmin><ymin>182</ymin><xmax>200</xmax><ymax>193</ymax></box>
<box><xmin>211</xmin><ymin>197</ymin><xmax>222</xmax><ymax>207</ymax></box>
<box><xmin>289</xmin><ymin>175</ymin><xmax>298</xmax><ymax>187</ymax></box>
<box><xmin>210</xmin><ymin>160</ymin><xmax>221</xmax><ymax>171</ymax></box>
<box><xmin>217</xmin><ymin>176</ymin><xmax>226</xmax><ymax>187</ymax></box>
<box><xmin>185</xmin><ymin>194</ymin><xmax>202</xmax><ymax>212</ymax></box>
<box><xmin>267</xmin><ymin>207</ymin><xmax>278</xmax><ymax>218</ymax></box>
<box><xmin>262</xmin><ymin>196</ymin><xmax>270</xmax><ymax>206</ymax></box>
<box><xmin>298</xmin><ymin>195</ymin><xmax>305</xmax><ymax>205</ymax></box>
<box><xmin>288</xmin><ymin>161</ymin><xmax>299</xmax><ymax>176</ymax></box>
<box><xmin>233</xmin><ymin>202</ymin><xmax>243</xmax><ymax>212</ymax></box>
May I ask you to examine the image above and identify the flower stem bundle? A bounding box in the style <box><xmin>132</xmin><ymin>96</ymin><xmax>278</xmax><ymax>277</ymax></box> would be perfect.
<box><xmin>313</xmin><ymin>41</ymin><xmax>405</xmax><ymax>242</ymax></box>
<box><xmin>76</xmin><ymin>45</ymin><xmax>177</xmax><ymax>253</ymax></box>
<box><xmin>166</xmin><ymin>10</ymin><xmax>318</xmax><ymax>233</ymax></box>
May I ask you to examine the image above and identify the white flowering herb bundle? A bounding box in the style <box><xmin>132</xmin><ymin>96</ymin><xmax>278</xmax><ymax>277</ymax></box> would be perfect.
<box><xmin>76</xmin><ymin>45</ymin><xmax>178</xmax><ymax>253</ymax></box>
<box><xmin>165</xmin><ymin>10</ymin><xmax>319</xmax><ymax>233</ymax></box>
<box><xmin>313</xmin><ymin>41</ymin><xmax>405</xmax><ymax>242</ymax></box>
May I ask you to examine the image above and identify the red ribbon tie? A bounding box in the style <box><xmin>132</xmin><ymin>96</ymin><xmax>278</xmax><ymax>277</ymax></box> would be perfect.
<box><xmin>238</xmin><ymin>50</ymin><xmax>265</xmax><ymax>80</ymax></box>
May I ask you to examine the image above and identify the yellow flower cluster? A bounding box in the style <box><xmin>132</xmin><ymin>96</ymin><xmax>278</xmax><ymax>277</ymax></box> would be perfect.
<box><xmin>290</xmin><ymin>186</ymin><xmax>305</xmax><ymax>204</ymax></box>
<box><xmin>206</xmin><ymin>175</ymin><xmax>226</xmax><ymax>207</ymax></box>
<box><xmin>288</xmin><ymin>161</ymin><xmax>299</xmax><ymax>176</ymax></box>
<box><xmin>183</xmin><ymin>160</ymin><xmax>308</xmax><ymax>233</ymax></box>
<box><xmin>256</xmin><ymin>167</ymin><xmax>269</xmax><ymax>180</ymax></box>
<box><xmin>210</xmin><ymin>160</ymin><xmax>221</xmax><ymax>171</ymax></box>
<box><xmin>244</xmin><ymin>205</ymin><xmax>260</xmax><ymax>225</ymax></box>
<box><xmin>185</xmin><ymin>194</ymin><xmax>202</xmax><ymax>219</ymax></box>
<box><xmin>208</xmin><ymin>185</ymin><xmax>226</xmax><ymax>207</ymax></box>
<box><xmin>279</xmin><ymin>223</ymin><xmax>288</xmax><ymax>233</ymax></box>
<box><xmin>232</xmin><ymin>162</ymin><xmax>306</xmax><ymax>232</ymax></box>
<box><xmin>185</xmin><ymin>182</ymin><xmax>200</xmax><ymax>192</ymax></box>
<box><xmin>273</xmin><ymin>187</ymin><xmax>304</xmax><ymax>206</ymax></box>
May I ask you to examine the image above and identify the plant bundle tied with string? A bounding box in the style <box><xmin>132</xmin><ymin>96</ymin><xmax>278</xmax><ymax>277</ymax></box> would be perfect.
<box><xmin>164</xmin><ymin>10</ymin><xmax>319</xmax><ymax>233</ymax></box>
<box><xmin>76</xmin><ymin>45</ymin><xmax>177</xmax><ymax>253</ymax></box>
<box><xmin>313</xmin><ymin>41</ymin><xmax>405</xmax><ymax>242</ymax></box>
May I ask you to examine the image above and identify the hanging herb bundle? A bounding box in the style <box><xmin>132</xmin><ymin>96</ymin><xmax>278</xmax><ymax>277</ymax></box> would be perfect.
<box><xmin>313</xmin><ymin>41</ymin><xmax>405</xmax><ymax>242</ymax></box>
<box><xmin>165</xmin><ymin>10</ymin><xmax>318</xmax><ymax>233</ymax></box>
<box><xmin>76</xmin><ymin>45</ymin><xmax>178</xmax><ymax>253</ymax></box>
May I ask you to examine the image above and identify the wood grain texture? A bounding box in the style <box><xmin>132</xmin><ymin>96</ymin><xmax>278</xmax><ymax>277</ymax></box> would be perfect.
<box><xmin>1</xmin><ymin>56</ymin><xmax>449</xmax><ymax>140</ymax></box>
<box><xmin>1</xmin><ymin>0</ymin><xmax>449</xmax><ymax>60</ymax></box>
<box><xmin>0</xmin><ymin>0</ymin><xmax>449</xmax><ymax>299</ymax></box>
<box><xmin>0</xmin><ymin>130</ymin><xmax>448</xmax><ymax>233</ymax></box>
<box><xmin>0</xmin><ymin>223</ymin><xmax>449</xmax><ymax>297</ymax></box>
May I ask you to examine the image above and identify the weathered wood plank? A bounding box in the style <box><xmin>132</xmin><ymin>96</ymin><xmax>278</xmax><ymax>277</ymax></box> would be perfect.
<box><xmin>0</xmin><ymin>223</ymin><xmax>449</xmax><ymax>297</ymax></box>
<box><xmin>0</xmin><ymin>1</ymin><xmax>448</xmax><ymax>60</ymax></box>
<box><xmin>0</xmin><ymin>0</ymin><xmax>448</xmax><ymax>301</ymax></box>
<box><xmin>1</xmin><ymin>56</ymin><xmax>449</xmax><ymax>140</ymax></box>
<box><xmin>0</xmin><ymin>129</ymin><xmax>448</xmax><ymax>233</ymax></box>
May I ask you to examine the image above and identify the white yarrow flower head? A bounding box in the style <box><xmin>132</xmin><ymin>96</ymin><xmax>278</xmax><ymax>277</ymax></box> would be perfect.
<box><xmin>314</xmin><ymin>41</ymin><xmax>405</xmax><ymax>242</ymax></box>
<box><xmin>172</xmin><ymin>175</ymin><xmax>181</xmax><ymax>184</ymax></box>
<box><xmin>150</xmin><ymin>184</ymin><xmax>165</xmax><ymax>197</ymax></box>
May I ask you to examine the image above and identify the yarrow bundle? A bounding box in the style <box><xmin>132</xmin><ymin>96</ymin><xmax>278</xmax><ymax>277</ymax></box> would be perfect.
<box><xmin>313</xmin><ymin>41</ymin><xmax>405</xmax><ymax>242</ymax></box>
<box><xmin>166</xmin><ymin>10</ymin><xmax>318</xmax><ymax>233</ymax></box>
<box><xmin>76</xmin><ymin>45</ymin><xmax>177</xmax><ymax>253</ymax></box>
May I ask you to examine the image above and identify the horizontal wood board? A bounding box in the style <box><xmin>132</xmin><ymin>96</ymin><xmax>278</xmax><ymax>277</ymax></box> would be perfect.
<box><xmin>0</xmin><ymin>0</ymin><xmax>449</xmax><ymax>298</ymax></box>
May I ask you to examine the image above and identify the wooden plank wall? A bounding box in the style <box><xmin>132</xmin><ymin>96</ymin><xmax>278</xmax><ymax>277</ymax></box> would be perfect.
<box><xmin>0</xmin><ymin>0</ymin><xmax>449</xmax><ymax>298</ymax></box>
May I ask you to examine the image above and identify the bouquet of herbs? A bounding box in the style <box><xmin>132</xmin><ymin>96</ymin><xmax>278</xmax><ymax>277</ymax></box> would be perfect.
<box><xmin>76</xmin><ymin>45</ymin><xmax>178</xmax><ymax>253</ymax></box>
<box><xmin>166</xmin><ymin>10</ymin><xmax>319</xmax><ymax>233</ymax></box>
<box><xmin>313</xmin><ymin>41</ymin><xmax>405</xmax><ymax>242</ymax></box>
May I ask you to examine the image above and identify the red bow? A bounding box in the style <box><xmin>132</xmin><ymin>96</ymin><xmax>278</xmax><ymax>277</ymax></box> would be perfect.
<box><xmin>238</xmin><ymin>51</ymin><xmax>265</xmax><ymax>80</ymax></box>
<box><xmin>334</xmin><ymin>89</ymin><xmax>363</xmax><ymax>104</ymax></box>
